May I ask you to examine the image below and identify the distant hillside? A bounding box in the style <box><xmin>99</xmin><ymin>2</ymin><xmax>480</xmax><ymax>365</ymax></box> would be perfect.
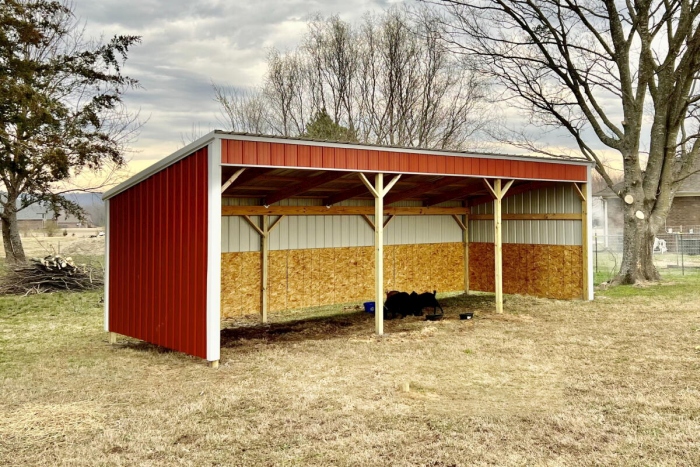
<box><xmin>63</xmin><ymin>193</ymin><xmax>105</xmax><ymax>227</ymax></box>
<box><xmin>3</xmin><ymin>192</ymin><xmax>106</xmax><ymax>227</ymax></box>
<box><xmin>62</xmin><ymin>192</ymin><xmax>104</xmax><ymax>210</ymax></box>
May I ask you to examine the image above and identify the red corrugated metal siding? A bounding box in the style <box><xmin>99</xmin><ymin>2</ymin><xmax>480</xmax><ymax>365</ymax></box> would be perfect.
<box><xmin>220</xmin><ymin>140</ymin><xmax>588</xmax><ymax>181</ymax></box>
<box><xmin>109</xmin><ymin>148</ymin><xmax>209</xmax><ymax>359</ymax></box>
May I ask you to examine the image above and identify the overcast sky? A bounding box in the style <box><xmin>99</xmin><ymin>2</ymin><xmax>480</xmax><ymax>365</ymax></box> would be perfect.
<box><xmin>71</xmin><ymin>0</ymin><xmax>407</xmax><ymax>177</ymax></box>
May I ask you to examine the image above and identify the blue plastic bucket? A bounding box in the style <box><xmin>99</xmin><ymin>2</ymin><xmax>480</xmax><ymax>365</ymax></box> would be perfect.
<box><xmin>363</xmin><ymin>301</ymin><xmax>375</xmax><ymax>313</ymax></box>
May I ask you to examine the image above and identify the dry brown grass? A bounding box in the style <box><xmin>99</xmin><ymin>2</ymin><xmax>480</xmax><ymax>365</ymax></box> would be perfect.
<box><xmin>1</xmin><ymin>279</ymin><xmax>700</xmax><ymax>466</ymax></box>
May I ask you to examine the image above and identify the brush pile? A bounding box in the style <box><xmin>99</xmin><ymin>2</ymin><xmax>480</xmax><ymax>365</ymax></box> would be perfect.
<box><xmin>0</xmin><ymin>255</ymin><xmax>103</xmax><ymax>295</ymax></box>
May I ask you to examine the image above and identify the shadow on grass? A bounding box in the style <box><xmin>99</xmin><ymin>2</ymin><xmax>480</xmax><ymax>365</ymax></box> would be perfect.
<box><xmin>116</xmin><ymin>341</ymin><xmax>176</xmax><ymax>354</ymax></box>
<box><xmin>219</xmin><ymin>292</ymin><xmax>495</xmax><ymax>348</ymax></box>
<box><xmin>220</xmin><ymin>311</ymin><xmax>370</xmax><ymax>347</ymax></box>
<box><xmin>109</xmin><ymin>294</ymin><xmax>496</xmax><ymax>354</ymax></box>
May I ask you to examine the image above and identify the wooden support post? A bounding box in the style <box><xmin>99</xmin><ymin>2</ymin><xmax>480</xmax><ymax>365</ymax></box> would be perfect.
<box><xmin>451</xmin><ymin>213</ymin><xmax>470</xmax><ymax>294</ymax></box>
<box><xmin>573</xmin><ymin>182</ymin><xmax>590</xmax><ymax>300</ymax></box>
<box><xmin>374</xmin><ymin>173</ymin><xmax>384</xmax><ymax>335</ymax></box>
<box><xmin>261</xmin><ymin>215</ymin><xmax>270</xmax><ymax>324</ymax></box>
<box><xmin>463</xmin><ymin>212</ymin><xmax>469</xmax><ymax>294</ymax></box>
<box><xmin>209</xmin><ymin>360</ymin><xmax>220</xmax><ymax>369</ymax></box>
<box><xmin>580</xmin><ymin>183</ymin><xmax>589</xmax><ymax>300</ymax></box>
<box><xmin>109</xmin><ymin>332</ymin><xmax>117</xmax><ymax>344</ymax></box>
<box><xmin>485</xmin><ymin>178</ymin><xmax>513</xmax><ymax>314</ymax></box>
<box><xmin>494</xmin><ymin>179</ymin><xmax>504</xmax><ymax>313</ymax></box>
<box><xmin>361</xmin><ymin>172</ymin><xmax>400</xmax><ymax>335</ymax></box>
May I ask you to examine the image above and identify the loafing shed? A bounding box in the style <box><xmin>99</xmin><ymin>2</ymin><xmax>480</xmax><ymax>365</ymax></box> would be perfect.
<box><xmin>103</xmin><ymin>132</ymin><xmax>595</xmax><ymax>366</ymax></box>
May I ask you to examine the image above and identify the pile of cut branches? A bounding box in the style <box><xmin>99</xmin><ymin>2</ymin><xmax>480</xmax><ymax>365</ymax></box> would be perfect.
<box><xmin>0</xmin><ymin>255</ymin><xmax>103</xmax><ymax>295</ymax></box>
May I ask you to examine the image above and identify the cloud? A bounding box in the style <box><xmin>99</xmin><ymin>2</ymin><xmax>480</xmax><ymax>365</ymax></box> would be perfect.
<box><xmin>71</xmin><ymin>0</ymin><xmax>401</xmax><ymax>171</ymax></box>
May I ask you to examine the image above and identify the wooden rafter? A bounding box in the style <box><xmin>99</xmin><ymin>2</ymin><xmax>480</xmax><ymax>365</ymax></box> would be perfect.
<box><xmin>425</xmin><ymin>179</ymin><xmax>485</xmax><ymax>206</ymax></box>
<box><xmin>264</xmin><ymin>172</ymin><xmax>347</xmax><ymax>206</ymax></box>
<box><xmin>222</xmin><ymin>205</ymin><xmax>470</xmax><ymax>216</ymax></box>
<box><xmin>384</xmin><ymin>176</ymin><xmax>458</xmax><ymax>204</ymax></box>
<box><xmin>324</xmin><ymin>185</ymin><xmax>372</xmax><ymax>205</ymax></box>
<box><xmin>221</xmin><ymin>168</ymin><xmax>246</xmax><ymax>193</ymax></box>
<box><xmin>222</xmin><ymin>167</ymin><xmax>275</xmax><ymax>193</ymax></box>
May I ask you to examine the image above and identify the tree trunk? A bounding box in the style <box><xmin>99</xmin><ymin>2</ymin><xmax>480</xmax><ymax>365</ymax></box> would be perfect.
<box><xmin>614</xmin><ymin>203</ymin><xmax>660</xmax><ymax>284</ymax></box>
<box><xmin>1</xmin><ymin>209</ymin><xmax>27</xmax><ymax>264</ymax></box>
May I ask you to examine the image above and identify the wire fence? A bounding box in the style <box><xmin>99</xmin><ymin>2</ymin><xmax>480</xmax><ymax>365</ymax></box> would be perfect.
<box><xmin>593</xmin><ymin>233</ymin><xmax>700</xmax><ymax>283</ymax></box>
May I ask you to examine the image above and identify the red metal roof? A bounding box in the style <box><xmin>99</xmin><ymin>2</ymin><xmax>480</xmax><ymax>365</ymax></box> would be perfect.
<box><xmin>104</xmin><ymin>132</ymin><xmax>592</xmax><ymax>201</ymax></box>
<box><xmin>221</xmin><ymin>138</ymin><xmax>587</xmax><ymax>182</ymax></box>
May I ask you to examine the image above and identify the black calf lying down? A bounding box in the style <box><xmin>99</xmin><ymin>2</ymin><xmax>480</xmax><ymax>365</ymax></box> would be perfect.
<box><xmin>383</xmin><ymin>290</ymin><xmax>443</xmax><ymax>319</ymax></box>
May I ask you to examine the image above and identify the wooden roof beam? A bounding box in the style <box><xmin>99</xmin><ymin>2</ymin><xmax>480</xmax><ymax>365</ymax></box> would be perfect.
<box><xmin>222</xmin><ymin>205</ymin><xmax>470</xmax><ymax>216</ymax></box>
<box><xmin>264</xmin><ymin>172</ymin><xmax>347</xmax><ymax>206</ymax></box>
<box><xmin>384</xmin><ymin>176</ymin><xmax>461</xmax><ymax>205</ymax></box>
<box><xmin>325</xmin><ymin>174</ymin><xmax>429</xmax><ymax>205</ymax></box>
<box><xmin>222</xmin><ymin>167</ymin><xmax>275</xmax><ymax>193</ymax></box>
<box><xmin>324</xmin><ymin>185</ymin><xmax>371</xmax><ymax>205</ymax></box>
<box><xmin>425</xmin><ymin>179</ymin><xmax>485</xmax><ymax>206</ymax></box>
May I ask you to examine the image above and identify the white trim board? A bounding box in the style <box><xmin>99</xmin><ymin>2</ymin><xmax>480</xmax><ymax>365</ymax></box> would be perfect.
<box><xmin>104</xmin><ymin>199</ymin><xmax>110</xmax><ymax>332</ymax></box>
<box><xmin>206</xmin><ymin>141</ymin><xmax>222</xmax><ymax>362</ymax></box>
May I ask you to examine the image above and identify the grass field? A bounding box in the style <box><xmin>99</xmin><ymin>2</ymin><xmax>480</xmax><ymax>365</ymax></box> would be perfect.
<box><xmin>1</xmin><ymin>276</ymin><xmax>699</xmax><ymax>466</ymax></box>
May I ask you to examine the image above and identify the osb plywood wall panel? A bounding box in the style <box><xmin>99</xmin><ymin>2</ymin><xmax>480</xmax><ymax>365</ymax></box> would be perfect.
<box><xmin>268</xmin><ymin>250</ymin><xmax>287</xmax><ymax>312</ymax></box>
<box><xmin>221</xmin><ymin>252</ymin><xmax>261</xmax><ymax>317</ymax></box>
<box><xmin>221</xmin><ymin>243</ymin><xmax>465</xmax><ymax>316</ymax></box>
<box><xmin>469</xmin><ymin>242</ymin><xmax>583</xmax><ymax>299</ymax></box>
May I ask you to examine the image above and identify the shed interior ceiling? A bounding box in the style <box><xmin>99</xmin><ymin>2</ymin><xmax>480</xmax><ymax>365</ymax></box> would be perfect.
<box><xmin>221</xmin><ymin>166</ymin><xmax>559</xmax><ymax>207</ymax></box>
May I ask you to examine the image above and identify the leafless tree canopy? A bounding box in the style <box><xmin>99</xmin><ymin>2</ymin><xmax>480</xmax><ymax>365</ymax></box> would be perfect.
<box><xmin>432</xmin><ymin>0</ymin><xmax>700</xmax><ymax>284</ymax></box>
<box><xmin>214</xmin><ymin>7</ymin><xmax>492</xmax><ymax>151</ymax></box>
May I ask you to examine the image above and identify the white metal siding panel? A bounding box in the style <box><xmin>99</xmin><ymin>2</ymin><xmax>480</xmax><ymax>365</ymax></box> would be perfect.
<box><xmin>468</xmin><ymin>183</ymin><xmax>582</xmax><ymax>246</ymax></box>
<box><xmin>221</xmin><ymin>198</ymin><xmax>262</xmax><ymax>253</ymax></box>
<box><xmin>222</xmin><ymin>197</ymin><xmax>464</xmax><ymax>252</ymax></box>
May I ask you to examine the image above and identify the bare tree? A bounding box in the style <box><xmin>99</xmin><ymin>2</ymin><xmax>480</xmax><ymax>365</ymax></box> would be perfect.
<box><xmin>432</xmin><ymin>0</ymin><xmax>700</xmax><ymax>284</ymax></box>
<box><xmin>213</xmin><ymin>84</ymin><xmax>271</xmax><ymax>134</ymax></box>
<box><xmin>304</xmin><ymin>15</ymin><xmax>359</xmax><ymax>133</ymax></box>
<box><xmin>264</xmin><ymin>50</ymin><xmax>308</xmax><ymax>136</ymax></box>
<box><xmin>215</xmin><ymin>6</ymin><xmax>492</xmax><ymax>150</ymax></box>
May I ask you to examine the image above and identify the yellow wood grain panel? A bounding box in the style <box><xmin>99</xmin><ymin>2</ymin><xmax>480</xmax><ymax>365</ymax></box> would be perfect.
<box><xmin>268</xmin><ymin>250</ymin><xmax>287</xmax><ymax>312</ymax></box>
<box><xmin>221</xmin><ymin>252</ymin><xmax>261</xmax><ymax>317</ymax></box>
<box><xmin>221</xmin><ymin>242</ymin><xmax>592</xmax><ymax>317</ymax></box>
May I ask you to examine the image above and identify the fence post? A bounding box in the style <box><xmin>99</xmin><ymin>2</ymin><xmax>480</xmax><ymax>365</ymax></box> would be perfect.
<box><xmin>681</xmin><ymin>233</ymin><xmax>685</xmax><ymax>275</ymax></box>
<box><xmin>594</xmin><ymin>233</ymin><xmax>598</xmax><ymax>273</ymax></box>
